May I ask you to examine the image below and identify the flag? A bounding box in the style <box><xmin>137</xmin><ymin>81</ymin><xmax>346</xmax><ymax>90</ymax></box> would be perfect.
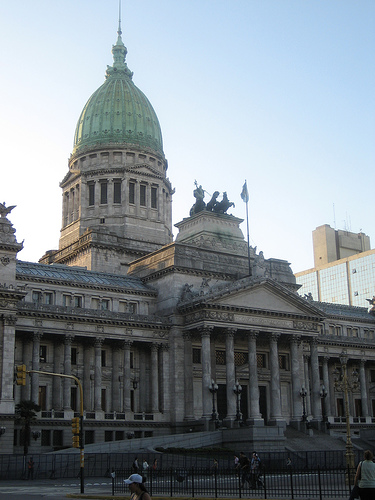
<box><xmin>240</xmin><ymin>181</ymin><xmax>249</xmax><ymax>203</ymax></box>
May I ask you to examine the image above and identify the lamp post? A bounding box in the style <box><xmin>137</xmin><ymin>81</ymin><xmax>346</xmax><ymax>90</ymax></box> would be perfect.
<box><xmin>233</xmin><ymin>380</ymin><xmax>242</xmax><ymax>421</ymax></box>
<box><xmin>333</xmin><ymin>355</ymin><xmax>359</xmax><ymax>477</ymax></box>
<box><xmin>320</xmin><ymin>385</ymin><xmax>328</xmax><ymax>422</ymax></box>
<box><xmin>32</xmin><ymin>430</ymin><xmax>41</xmax><ymax>441</ymax></box>
<box><xmin>300</xmin><ymin>386</ymin><xmax>307</xmax><ymax>421</ymax></box>
<box><xmin>209</xmin><ymin>379</ymin><xmax>219</xmax><ymax>422</ymax></box>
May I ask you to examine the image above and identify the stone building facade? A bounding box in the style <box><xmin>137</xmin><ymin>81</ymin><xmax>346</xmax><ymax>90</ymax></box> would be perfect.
<box><xmin>0</xmin><ymin>22</ymin><xmax>375</xmax><ymax>454</ymax></box>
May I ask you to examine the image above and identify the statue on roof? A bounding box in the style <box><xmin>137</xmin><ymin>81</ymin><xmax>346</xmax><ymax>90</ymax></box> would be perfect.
<box><xmin>0</xmin><ymin>202</ymin><xmax>16</xmax><ymax>219</ymax></box>
<box><xmin>366</xmin><ymin>296</ymin><xmax>375</xmax><ymax>316</ymax></box>
<box><xmin>189</xmin><ymin>182</ymin><xmax>235</xmax><ymax>216</ymax></box>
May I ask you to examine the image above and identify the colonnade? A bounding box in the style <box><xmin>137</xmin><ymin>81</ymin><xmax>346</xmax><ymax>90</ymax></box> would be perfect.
<box><xmin>19</xmin><ymin>332</ymin><xmax>169</xmax><ymax>415</ymax></box>
<box><xmin>183</xmin><ymin>327</ymin><xmax>372</xmax><ymax>425</ymax></box>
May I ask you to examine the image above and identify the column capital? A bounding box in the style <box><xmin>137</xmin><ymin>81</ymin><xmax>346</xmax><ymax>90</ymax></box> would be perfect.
<box><xmin>33</xmin><ymin>331</ymin><xmax>43</xmax><ymax>341</ymax></box>
<box><xmin>198</xmin><ymin>325</ymin><xmax>214</xmax><ymax>338</ymax></box>
<box><xmin>122</xmin><ymin>339</ymin><xmax>133</xmax><ymax>350</ymax></box>
<box><xmin>360</xmin><ymin>359</ymin><xmax>366</xmax><ymax>367</ymax></box>
<box><xmin>248</xmin><ymin>329</ymin><xmax>259</xmax><ymax>339</ymax></box>
<box><xmin>290</xmin><ymin>335</ymin><xmax>301</xmax><ymax>345</ymax></box>
<box><xmin>160</xmin><ymin>343</ymin><xmax>169</xmax><ymax>352</ymax></box>
<box><xmin>225</xmin><ymin>328</ymin><xmax>237</xmax><ymax>338</ymax></box>
<box><xmin>270</xmin><ymin>333</ymin><xmax>280</xmax><ymax>343</ymax></box>
<box><xmin>322</xmin><ymin>355</ymin><xmax>330</xmax><ymax>363</ymax></box>
<box><xmin>3</xmin><ymin>314</ymin><xmax>17</xmax><ymax>326</ymax></box>
<box><xmin>64</xmin><ymin>334</ymin><xmax>74</xmax><ymax>345</ymax></box>
<box><xmin>94</xmin><ymin>337</ymin><xmax>104</xmax><ymax>348</ymax></box>
<box><xmin>151</xmin><ymin>343</ymin><xmax>160</xmax><ymax>353</ymax></box>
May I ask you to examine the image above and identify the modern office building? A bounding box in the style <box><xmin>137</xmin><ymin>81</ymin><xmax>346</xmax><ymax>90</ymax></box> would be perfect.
<box><xmin>1</xmin><ymin>20</ymin><xmax>375</xmax><ymax>456</ymax></box>
<box><xmin>296</xmin><ymin>225</ymin><xmax>374</xmax><ymax>308</ymax></box>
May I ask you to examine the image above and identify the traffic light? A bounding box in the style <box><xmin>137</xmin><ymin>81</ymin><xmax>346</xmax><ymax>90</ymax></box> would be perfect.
<box><xmin>72</xmin><ymin>417</ymin><xmax>80</xmax><ymax>448</ymax></box>
<box><xmin>16</xmin><ymin>365</ymin><xmax>26</xmax><ymax>386</ymax></box>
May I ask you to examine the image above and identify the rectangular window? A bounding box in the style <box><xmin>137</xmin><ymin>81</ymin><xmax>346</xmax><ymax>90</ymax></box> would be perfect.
<box><xmin>71</xmin><ymin>386</ymin><xmax>77</xmax><ymax>412</ymax></box>
<box><xmin>74</xmin><ymin>296</ymin><xmax>83</xmax><ymax>308</ymax></box>
<box><xmin>101</xmin><ymin>388</ymin><xmax>106</xmax><ymax>411</ymax></box>
<box><xmin>40</xmin><ymin>345</ymin><xmax>47</xmax><ymax>363</ymax></box>
<box><xmin>71</xmin><ymin>347</ymin><xmax>77</xmax><ymax>365</ymax></box>
<box><xmin>370</xmin><ymin>370</ymin><xmax>375</xmax><ymax>383</ymax></box>
<box><xmin>32</xmin><ymin>291</ymin><xmax>42</xmax><ymax>304</ymax></box>
<box><xmin>151</xmin><ymin>186</ymin><xmax>157</xmax><ymax>209</ymax></box>
<box><xmin>85</xmin><ymin>430</ymin><xmax>94</xmax><ymax>445</ymax></box>
<box><xmin>53</xmin><ymin>430</ymin><xmax>63</xmax><ymax>447</ymax></box>
<box><xmin>115</xmin><ymin>430</ymin><xmax>124</xmax><ymax>441</ymax></box>
<box><xmin>140</xmin><ymin>184</ymin><xmax>146</xmax><ymax>206</ymax></box>
<box><xmin>88</xmin><ymin>183</ymin><xmax>95</xmax><ymax>206</ymax></box>
<box><xmin>128</xmin><ymin>302</ymin><xmax>137</xmax><ymax>313</ymax></box>
<box><xmin>216</xmin><ymin>350</ymin><xmax>226</xmax><ymax>365</ymax></box>
<box><xmin>41</xmin><ymin>430</ymin><xmax>51</xmax><ymax>447</ymax></box>
<box><xmin>114</xmin><ymin>181</ymin><xmax>121</xmax><ymax>204</ymax></box>
<box><xmin>101</xmin><ymin>350</ymin><xmax>106</xmax><ymax>367</ymax></box>
<box><xmin>129</xmin><ymin>182</ymin><xmax>135</xmax><ymax>204</ymax></box>
<box><xmin>45</xmin><ymin>292</ymin><xmax>53</xmax><ymax>305</ymax></box>
<box><xmin>105</xmin><ymin>430</ymin><xmax>113</xmax><ymax>442</ymax></box>
<box><xmin>279</xmin><ymin>354</ymin><xmax>289</xmax><ymax>370</ymax></box>
<box><xmin>62</xmin><ymin>295</ymin><xmax>71</xmax><ymax>307</ymax></box>
<box><xmin>257</xmin><ymin>353</ymin><xmax>266</xmax><ymax>368</ymax></box>
<box><xmin>130</xmin><ymin>352</ymin><xmax>134</xmax><ymax>369</ymax></box>
<box><xmin>39</xmin><ymin>386</ymin><xmax>47</xmax><ymax>410</ymax></box>
<box><xmin>100</xmin><ymin>182</ymin><xmax>108</xmax><ymax>204</ymax></box>
<box><xmin>192</xmin><ymin>348</ymin><xmax>201</xmax><ymax>364</ymax></box>
<box><xmin>101</xmin><ymin>299</ymin><xmax>110</xmax><ymax>310</ymax></box>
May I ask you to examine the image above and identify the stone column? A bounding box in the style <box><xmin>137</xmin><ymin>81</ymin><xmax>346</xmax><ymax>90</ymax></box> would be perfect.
<box><xmin>310</xmin><ymin>340</ymin><xmax>322</xmax><ymax>420</ymax></box>
<box><xmin>112</xmin><ymin>344</ymin><xmax>121</xmax><ymax>412</ymax></box>
<box><xmin>183</xmin><ymin>333</ymin><xmax>194</xmax><ymax>420</ymax></box>
<box><xmin>150</xmin><ymin>343</ymin><xmax>159</xmax><ymax>413</ymax></box>
<box><xmin>269</xmin><ymin>333</ymin><xmax>283</xmax><ymax>424</ymax></box>
<box><xmin>290</xmin><ymin>336</ymin><xmax>302</xmax><ymax>421</ymax></box>
<box><xmin>247</xmin><ymin>330</ymin><xmax>263</xmax><ymax>424</ymax></box>
<box><xmin>225</xmin><ymin>329</ymin><xmax>236</xmax><ymax>423</ymax></box>
<box><xmin>94</xmin><ymin>338</ymin><xmax>103</xmax><ymax>411</ymax></box>
<box><xmin>0</xmin><ymin>315</ymin><xmax>17</xmax><ymax>413</ymax></box>
<box><xmin>21</xmin><ymin>339</ymin><xmax>33</xmax><ymax>401</ymax></box>
<box><xmin>322</xmin><ymin>356</ymin><xmax>331</xmax><ymax>418</ymax></box>
<box><xmin>123</xmin><ymin>340</ymin><xmax>132</xmax><ymax>413</ymax></box>
<box><xmin>303</xmin><ymin>354</ymin><xmax>312</xmax><ymax>417</ymax></box>
<box><xmin>52</xmin><ymin>341</ymin><xmax>63</xmax><ymax>410</ymax></box>
<box><xmin>200</xmin><ymin>327</ymin><xmax>213</xmax><ymax>419</ymax></box>
<box><xmin>359</xmin><ymin>361</ymin><xmax>369</xmax><ymax>417</ymax></box>
<box><xmin>63</xmin><ymin>335</ymin><xmax>73</xmax><ymax>410</ymax></box>
<box><xmin>31</xmin><ymin>332</ymin><xmax>42</xmax><ymax>405</ymax></box>
<box><xmin>83</xmin><ymin>342</ymin><xmax>92</xmax><ymax>411</ymax></box>
<box><xmin>160</xmin><ymin>344</ymin><xmax>170</xmax><ymax>414</ymax></box>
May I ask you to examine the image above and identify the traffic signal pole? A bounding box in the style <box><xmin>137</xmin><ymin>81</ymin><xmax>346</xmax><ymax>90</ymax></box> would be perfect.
<box><xmin>15</xmin><ymin>367</ymin><xmax>85</xmax><ymax>494</ymax></box>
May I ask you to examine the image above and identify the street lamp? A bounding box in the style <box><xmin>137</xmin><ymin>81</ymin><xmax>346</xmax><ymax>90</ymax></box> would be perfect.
<box><xmin>233</xmin><ymin>380</ymin><xmax>242</xmax><ymax>421</ymax></box>
<box><xmin>209</xmin><ymin>379</ymin><xmax>219</xmax><ymax>422</ymax></box>
<box><xmin>320</xmin><ymin>385</ymin><xmax>328</xmax><ymax>422</ymax></box>
<box><xmin>32</xmin><ymin>430</ymin><xmax>41</xmax><ymax>441</ymax></box>
<box><xmin>300</xmin><ymin>386</ymin><xmax>307</xmax><ymax>421</ymax></box>
<box><xmin>333</xmin><ymin>355</ymin><xmax>359</xmax><ymax>477</ymax></box>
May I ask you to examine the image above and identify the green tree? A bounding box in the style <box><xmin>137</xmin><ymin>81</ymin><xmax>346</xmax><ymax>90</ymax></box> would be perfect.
<box><xmin>15</xmin><ymin>400</ymin><xmax>41</xmax><ymax>456</ymax></box>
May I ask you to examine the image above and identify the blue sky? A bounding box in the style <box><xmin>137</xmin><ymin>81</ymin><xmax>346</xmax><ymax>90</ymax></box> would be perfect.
<box><xmin>1</xmin><ymin>0</ymin><xmax>374</xmax><ymax>273</ymax></box>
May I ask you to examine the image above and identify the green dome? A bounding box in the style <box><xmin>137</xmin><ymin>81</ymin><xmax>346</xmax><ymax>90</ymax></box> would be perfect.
<box><xmin>73</xmin><ymin>29</ymin><xmax>163</xmax><ymax>157</ymax></box>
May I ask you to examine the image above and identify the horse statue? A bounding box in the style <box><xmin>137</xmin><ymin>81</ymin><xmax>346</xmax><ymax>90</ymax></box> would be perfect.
<box><xmin>213</xmin><ymin>192</ymin><xmax>235</xmax><ymax>214</ymax></box>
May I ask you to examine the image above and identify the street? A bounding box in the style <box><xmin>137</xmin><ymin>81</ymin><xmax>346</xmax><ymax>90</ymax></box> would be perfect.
<box><xmin>0</xmin><ymin>477</ymin><xmax>114</xmax><ymax>499</ymax></box>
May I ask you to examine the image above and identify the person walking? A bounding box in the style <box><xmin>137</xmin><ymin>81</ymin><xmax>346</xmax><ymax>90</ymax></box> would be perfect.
<box><xmin>354</xmin><ymin>450</ymin><xmax>375</xmax><ymax>500</ymax></box>
<box><xmin>131</xmin><ymin>457</ymin><xmax>139</xmax><ymax>474</ymax></box>
<box><xmin>27</xmin><ymin>457</ymin><xmax>34</xmax><ymax>480</ymax></box>
<box><xmin>142</xmin><ymin>459</ymin><xmax>149</xmax><ymax>481</ymax></box>
<box><xmin>239</xmin><ymin>452</ymin><xmax>251</xmax><ymax>487</ymax></box>
<box><xmin>124</xmin><ymin>473</ymin><xmax>151</xmax><ymax>500</ymax></box>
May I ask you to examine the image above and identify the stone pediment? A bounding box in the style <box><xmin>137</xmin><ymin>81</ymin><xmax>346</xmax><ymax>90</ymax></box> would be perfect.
<box><xmin>127</xmin><ymin>163</ymin><xmax>163</xmax><ymax>179</ymax></box>
<box><xmin>180</xmin><ymin>278</ymin><xmax>324</xmax><ymax>320</ymax></box>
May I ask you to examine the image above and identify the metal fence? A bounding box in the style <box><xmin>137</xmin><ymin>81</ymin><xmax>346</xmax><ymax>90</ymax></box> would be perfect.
<box><xmin>114</xmin><ymin>466</ymin><xmax>356</xmax><ymax>499</ymax></box>
<box><xmin>0</xmin><ymin>449</ymin><xmax>364</xmax><ymax>481</ymax></box>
